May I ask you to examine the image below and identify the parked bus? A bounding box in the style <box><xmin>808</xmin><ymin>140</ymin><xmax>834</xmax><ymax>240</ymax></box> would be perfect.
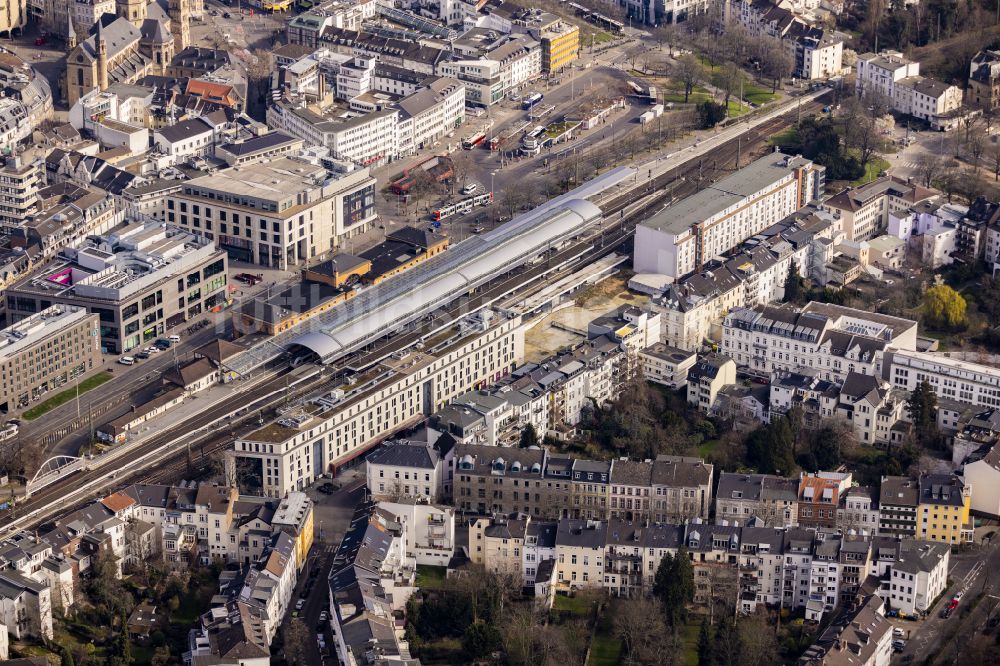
<box><xmin>462</xmin><ymin>133</ymin><xmax>487</xmax><ymax>149</ymax></box>
<box><xmin>522</xmin><ymin>93</ymin><xmax>543</xmax><ymax>110</ymax></box>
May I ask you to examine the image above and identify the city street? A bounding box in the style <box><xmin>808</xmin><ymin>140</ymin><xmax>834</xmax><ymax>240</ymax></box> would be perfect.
<box><xmin>281</xmin><ymin>470</ymin><xmax>367</xmax><ymax>666</ymax></box>
<box><xmin>895</xmin><ymin>530</ymin><xmax>1000</xmax><ymax>663</ymax></box>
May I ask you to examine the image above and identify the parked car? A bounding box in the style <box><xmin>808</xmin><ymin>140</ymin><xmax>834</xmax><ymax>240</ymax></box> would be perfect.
<box><xmin>461</xmin><ymin>182</ymin><xmax>479</xmax><ymax>195</ymax></box>
<box><xmin>223</xmin><ymin>11</ymin><xmax>232</xmax><ymax>18</ymax></box>
<box><xmin>168</xmin><ymin>334</ymin><xmax>181</xmax><ymax>343</ymax></box>
<box><xmin>953</xmin><ymin>592</ymin><xmax>964</xmax><ymax>601</ymax></box>
<box><xmin>893</xmin><ymin>628</ymin><xmax>905</xmax><ymax>637</ymax></box>
<box><xmin>135</xmin><ymin>352</ymin><xmax>150</xmax><ymax>360</ymax></box>
<box><xmin>34</xmin><ymin>37</ymin><xmax>46</xmax><ymax>46</ymax></box>
<box><xmin>295</xmin><ymin>599</ymin><xmax>305</xmax><ymax>611</ymax></box>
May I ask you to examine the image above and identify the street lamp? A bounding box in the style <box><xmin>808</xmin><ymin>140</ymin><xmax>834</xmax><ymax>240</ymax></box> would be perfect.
<box><xmin>490</xmin><ymin>172</ymin><xmax>496</xmax><ymax>227</ymax></box>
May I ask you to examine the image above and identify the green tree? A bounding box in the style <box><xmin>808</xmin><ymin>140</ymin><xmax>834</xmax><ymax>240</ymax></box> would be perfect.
<box><xmin>712</xmin><ymin>618</ymin><xmax>743</xmax><ymax>666</ymax></box>
<box><xmin>922</xmin><ymin>284</ymin><xmax>967</xmax><ymax>330</ymax></box>
<box><xmin>698</xmin><ymin>101</ymin><xmax>727</xmax><ymax>128</ymax></box>
<box><xmin>518</xmin><ymin>423</ymin><xmax>538</xmax><ymax>449</ymax></box>
<box><xmin>746</xmin><ymin>415</ymin><xmax>796</xmax><ymax>475</ymax></box>
<box><xmin>653</xmin><ymin>548</ymin><xmax>694</xmax><ymax>626</ymax></box>
<box><xmin>697</xmin><ymin>618</ymin><xmax>713</xmax><ymax>665</ymax></box>
<box><xmin>906</xmin><ymin>380</ymin><xmax>939</xmax><ymax>448</ymax></box>
<box><xmin>783</xmin><ymin>260</ymin><xmax>805</xmax><ymax>304</ymax></box>
<box><xmin>462</xmin><ymin>620</ymin><xmax>501</xmax><ymax>659</ymax></box>
<box><xmin>109</xmin><ymin>615</ymin><xmax>132</xmax><ymax>666</ymax></box>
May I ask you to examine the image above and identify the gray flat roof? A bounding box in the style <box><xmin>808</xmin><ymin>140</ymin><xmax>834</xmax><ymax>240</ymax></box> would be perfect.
<box><xmin>641</xmin><ymin>152</ymin><xmax>808</xmax><ymax>236</ymax></box>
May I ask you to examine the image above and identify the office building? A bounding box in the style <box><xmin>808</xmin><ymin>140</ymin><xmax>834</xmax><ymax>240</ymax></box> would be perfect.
<box><xmin>0</xmin><ymin>306</ymin><xmax>100</xmax><ymax>415</ymax></box>
<box><xmin>886</xmin><ymin>349</ymin><xmax>1000</xmax><ymax>409</ymax></box>
<box><xmin>165</xmin><ymin>155</ymin><xmax>376</xmax><ymax>268</ymax></box>
<box><xmin>5</xmin><ymin>225</ymin><xmax>227</xmax><ymax>353</ymax></box>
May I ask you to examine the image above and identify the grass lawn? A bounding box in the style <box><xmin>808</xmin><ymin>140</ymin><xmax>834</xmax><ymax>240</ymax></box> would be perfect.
<box><xmin>678</xmin><ymin>619</ymin><xmax>702</xmax><ymax>666</ymax></box>
<box><xmin>743</xmin><ymin>82</ymin><xmax>778</xmax><ymax>106</ymax></box>
<box><xmin>851</xmin><ymin>156</ymin><xmax>891</xmax><ymax>186</ymax></box>
<box><xmin>23</xmin><ymin>372</ymin><xmax>112</xmax><ymax>421</ymax></box>
<box><xmin>587</xmin><ymin>632</ymin><xmax>623</xmax><ymax>666</ymax></box>
<box><xmin>696</xmin><ymin>439</ymin><xmax>721</xmax><ymax>460</ymax></box>
<box><xmin>727</xmin><ymin>101</ymin><xmax>751</xmax><ymax>117</ymax></box>
<box><xmin>415</xmin><ymin>565</ymin><xmax>448</xmax><ymax>589</ymax></box>
<box><xmin>769</xmin><ymin>126</ymin><xmax>799</xmax><ymax>147</ymax></box>
<box><xmin>590</xmin><ymin>31</ymin><xmax>615</xmax><ymax>45</ymax></box>
<box><xmin>554</xmin><ymin>593</ymin><xmax>594</xmax><ymax>617</ymax></box>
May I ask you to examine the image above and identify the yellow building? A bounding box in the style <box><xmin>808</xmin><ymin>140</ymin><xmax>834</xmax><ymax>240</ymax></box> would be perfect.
<box><xmin>0</xmin><ymin>0</ymin><xmax>27</xmax><ymax>36</ymax></box>
<box><xmin>271</xmin><ymin>491</ymin><xmax>315</xmax><ymax>569</ymax></box>
<box><xmin>540</xmin><ymin>20</ymin><xmax>579</xmax><ymax>73</ymax></box>
<box><xmin>917</xmin><ymin>473</ymin><xmax>973</xmax><ymax>545</ymax></box>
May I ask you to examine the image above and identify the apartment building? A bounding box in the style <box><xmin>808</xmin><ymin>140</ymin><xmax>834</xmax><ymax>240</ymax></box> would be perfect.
<box><xmin>639</xmin><ymin>343</ymin><xmax>697</xmax><ymax>388</ymax></box>
<box><xmin>878</xmin><ymin>476</ymin><xmax>918</xmax><ymax>538</ymax></box>
<box><xmin>729</xmin><ymin>0</ymin><xmax>843</xmax><ymax>80</ymax></box>
<box><xmin>554</xmin><ymin>519</ymin><xmax>606</xmax><ymax>590</ymax></box>
<box><xmin>715</xmin><ymin>472</ymin><xmax>799</xmax><ymax>527</ymax></box>
<box><xmin>648</xmin><ymin>206</ymin><xmax>840</xmax><ymax>350</ymax></box>
<box><xmin>885</xmin><ymin>349</ymin><xmax>1000</xmax><ymax>409</ymax></box>
<box><xmin>799</xmin><ymin>588</ymin><xmax>893</xmax><ymax>666</ymax></box>
<box><xmin>366</xmin><ymin>433</ymin><xmax>455</xmax><ymax>502</ymax></box>
<box><xmin>855</xmin><ymin>51</ymin><xmax>963</xmax><ymax>130</ymax></box>
<box><xmin>886</xmin><ymin>540</ymin><xmax>950</xmax><ymax>616</ymax></box>
<box><xmin>721</xmin><ymin>302</ymin><xmax>918</xmax><ymax>383</ymax></box>
<box><xmin>917</xmin><ymin>473</ymin><xmax>972</xmax><ymax>544</ymax></box>
<box><xmin>228</xmin><ymin>316</ymin><xmax>524</xmax><ymax>497</ymax></box>
<box><xmin>5</xmin><ymin>225</ymin><xmax>227</xmax><ymax>354</ymax></box>
<box><xmin>968</xmin><ymin>49</ymin><xmax>1000</xmax><ymax>111</ymax></box>
<box><xmin>7</xmin><ymin>182</ymin><xmax>120</xmax><ymax>263</ymax></box>
<box><xmin>471</xmin><ymin>512</ymin><xmax>948</xmax><ymax>624</ymax></box>
<box><xmin>0</xmin><ymin>571</ymin><xmax>52</xmax><ymax>642</ymax></box>
<box><xmin>686</xmin><ymin>353</ymin><xmax>737</xmax><ymax>412</ymax></box>
<box><xmin>165</xmin><ymin>155</ymin><xmax>376</xmax><ymax>269</ymax></box>
<box><xmin>377</xmin><ymin>501</ymin><xmax>455</xmax><ymax>567</ymax></box>
<box><xmin>798</xmin><ymin>472</ymin><xmax>853</xmax><ymax>529</ymax></box>
<box><xmin>650</xmin><ymin>455</ymin><xmax>714</xmax><ymax>521</ymax></box>
<box><xmin>327</xmin><ymin>502</ymin><xmax>417</xmax><ymax>665</ymax></box>
<box><xmin>634</xmin><ymin>152</ymin><xmax>824</xmax><ymax>279</ymax></box>
<box><xmin>962</xmin><ymin>441</ymin><xmax>1000</xmax><ymax>518</ymax></box>
<box><xmin>837</xmin><ymin>486</ymin><xmax>880</xmax><ymax>535</ymax></box>
<box><xmin>823</xmin><ymin>176</ymin><xmax>938</xmax><ymax>242</ymax></box>
<box><xmin>0</xmin><ymin>306</ymin><xmax>100</xmax><ymax>415</ymax></box>
<box><xmin>0</xmin><ymin>156</ymin><xmax>42</xmax><ymax>233</ymax></box>
<box><xmin>469</xmin><ymin>512</ymin><xmax>527</xmax><ymax>573</ymax></box>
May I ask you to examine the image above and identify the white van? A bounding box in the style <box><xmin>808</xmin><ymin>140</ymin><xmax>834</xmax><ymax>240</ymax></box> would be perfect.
<box><xmin>168</xmin><ymin>334</ymin><xmax>181</xmax><ymax>343</ymax></box>
<box><xmin>119</xmin><ymin>356</ymin><xmax>135</xmax><ymax>365</ymax></box>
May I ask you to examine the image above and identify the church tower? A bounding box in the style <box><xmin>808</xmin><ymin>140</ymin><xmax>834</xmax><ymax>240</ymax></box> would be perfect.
<box><xmin>117</xmin><ymin>0</ymin><xmax>147</xmax><ymax>27</ymax></box>
<box><xmin>168</xmin><ymin>0</ymin><xmax>190</xmax><ymax>52</ymax></box>
<box><xmin>96</xmin><ymin>20</ymin><xmax>109</xmax><ymax>91</ymax></box>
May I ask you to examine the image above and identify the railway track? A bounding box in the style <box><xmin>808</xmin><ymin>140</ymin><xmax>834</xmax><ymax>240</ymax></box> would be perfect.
<box><xmin>5</xmin><ymin>93</ymin><xmax>827</xmax><ymax>520</ymax></box>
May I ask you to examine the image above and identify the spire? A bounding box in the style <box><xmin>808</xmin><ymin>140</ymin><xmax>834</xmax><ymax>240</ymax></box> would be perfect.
<box><xmin>66</xmin><ymin>12</ymin><xmax>76</xmax><ymax>51</ymax></box>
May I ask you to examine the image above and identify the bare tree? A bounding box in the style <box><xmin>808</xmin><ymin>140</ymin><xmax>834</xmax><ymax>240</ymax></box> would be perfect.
<box><xmin>613</xmin><ymin>597</ymin><xmax>672</xmax><ymax>666</ymax></box>
<box><xmin>674</xmin><ymin>54</ymin><xmax>703</xmax><ymax>103</ymax></box>
<box><xmin>915</xmin><ymin>152</ymin><xmax>943</xmax><ymax>187</ymax></box>
<box><xmin>757</xmin><ymin>36</ymin><xmax>793</xmax><ymax>92</ymax></box>
<box><xmin>449</xmin><ymin>151</ymin><xmax>474</xmax><ymax>194</ymax></box>
<box><xmin>989</xmin><ymin>139</ymin><xmax>1000</xmax><ymax>181</ymax></box>
<box><xmin>283</xmin><ymin>619</ymin><xmax>312</xmax><ymax>666</ymax></box>
<box><xmin>968</xmin><ymin>128</ymin><xmax>987</xmax><ymax>171</ymax></box>
<box><xmin>713</xmin><ymin>62</ymin><xmax>742</xmax><ymax>110</ymax></box>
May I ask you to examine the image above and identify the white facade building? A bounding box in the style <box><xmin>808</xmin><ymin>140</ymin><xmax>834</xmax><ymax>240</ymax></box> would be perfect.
<box><xmin>722</xmin><ymin>302</ymin><xmax>918</xmax><ymax>383</ymax></box>
<box><xmin>886</xmin><ymin>350</ymin><xmax>1000</xmax><ymax>409</ymax></box>
<box><xmin>227</xmin><ymin>317</ymin><xmax>524</xmax><ymax>497</ymax></box>
<box><xmin>634</xmin><ymin>152</ymin><xmax>824</xmax><ymax>279</ymax></box>
<box><xmin>855</xmin><ymin>51</ymin><xmax>963</xmax><ymax>130</ymax></box>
